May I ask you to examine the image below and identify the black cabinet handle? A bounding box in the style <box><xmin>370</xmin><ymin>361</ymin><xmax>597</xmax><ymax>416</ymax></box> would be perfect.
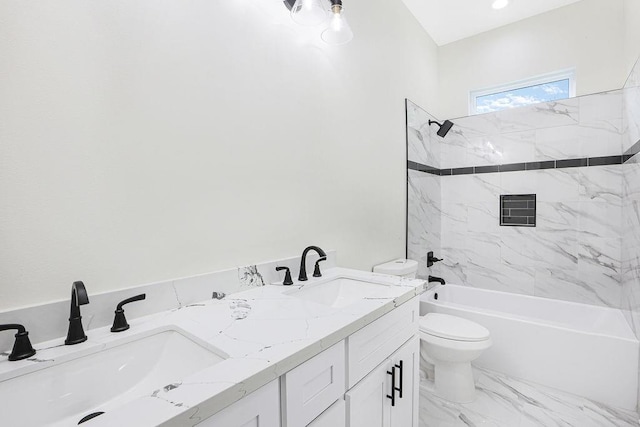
<box><xmin>386</xmin><ymin>366</ymin><xmax>396</xmax><ymax>407</ymax></box>
<box><xmin>394</xmin><ymin>360</ymin><xmax>404</xmax><ymax>398</ymax></box>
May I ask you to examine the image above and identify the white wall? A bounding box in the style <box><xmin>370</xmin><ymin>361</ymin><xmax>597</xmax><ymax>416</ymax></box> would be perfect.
<box><xmin>0</xmin><ymin>0</ymin><xmax>439</xmax><ymax>310</ymax></box>
<box><xmin>438</xmin><ymin>0</ymin><xmax>626</xmax><ymax>119</ymax></box>
<box><xmin>624</xmin><ymin>0</ymin><xmax>640</xmax><ymax>78</ymax></box>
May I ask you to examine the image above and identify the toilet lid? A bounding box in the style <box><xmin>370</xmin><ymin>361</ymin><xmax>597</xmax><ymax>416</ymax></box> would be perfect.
<box><xmin>420</xmin><ymin>313</ymin><xmax>490</xmax><ymax>342</ymax></box>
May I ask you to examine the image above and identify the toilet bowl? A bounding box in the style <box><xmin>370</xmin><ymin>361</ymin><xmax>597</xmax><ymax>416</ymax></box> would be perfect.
<box><xmin>419</xmin><ymin>313</ymin><xmax>491</xmax><ymax>403</ymax></box>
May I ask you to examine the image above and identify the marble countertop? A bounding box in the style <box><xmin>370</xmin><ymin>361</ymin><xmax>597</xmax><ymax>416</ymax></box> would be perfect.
<box><xmin>0</xmin><ymin>268</ymin><xmax>425</xmax><ymax>427</ymax></box>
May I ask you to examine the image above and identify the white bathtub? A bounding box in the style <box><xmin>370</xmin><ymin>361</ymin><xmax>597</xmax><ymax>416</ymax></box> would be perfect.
<box><xmin>420</xmin><ymin>285</ymin><xmax>639</xmax><ymax>411</ymax></box>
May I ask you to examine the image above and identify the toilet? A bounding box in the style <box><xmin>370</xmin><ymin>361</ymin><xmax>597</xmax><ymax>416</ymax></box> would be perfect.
<box><xmin>372</xmin><ymin>258</ymin><xmax>419</xmax><ymax>278</ymax></box>
<box><xmin>419</xmin><ymin>313</ymin><xmax>491</xmax><ymax>403</ymax></box>
<box><xmin>372</xmin><ymin>260</ymin><xmax>492</xmax><ymax>403</ymax></box>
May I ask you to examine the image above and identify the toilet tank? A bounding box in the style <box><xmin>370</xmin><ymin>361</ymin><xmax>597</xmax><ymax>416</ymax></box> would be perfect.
<box><xmin>373</xmin><ymin>259</ymin><xmax>418</xmax><ymax>278</ymax></box>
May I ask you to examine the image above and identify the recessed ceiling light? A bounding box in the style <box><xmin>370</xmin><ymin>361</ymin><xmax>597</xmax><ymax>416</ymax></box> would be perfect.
<box><xmin>492</xmin><ymin>0</ymin><xmax>509</xmax><ymax>10</ymax></box>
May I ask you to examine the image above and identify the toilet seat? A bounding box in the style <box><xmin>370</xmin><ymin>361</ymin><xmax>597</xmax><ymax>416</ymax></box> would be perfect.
<box><xmin>420</xmin><ymin>313</ymin><xmax>490</xmax><ymax>342</ymax></box>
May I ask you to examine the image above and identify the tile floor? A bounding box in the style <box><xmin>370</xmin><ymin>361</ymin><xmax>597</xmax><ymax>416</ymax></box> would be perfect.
<box><xmin>419</xmin><ymin>368</ymin><xmax>639</xmax><ymax>427</ymax></box>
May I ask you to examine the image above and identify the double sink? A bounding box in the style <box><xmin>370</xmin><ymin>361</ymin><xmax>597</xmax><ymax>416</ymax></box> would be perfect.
<box><xmin>0</xmin><ymin>274</ymin><xmax>402</xmax><ymax>426</ymax></box>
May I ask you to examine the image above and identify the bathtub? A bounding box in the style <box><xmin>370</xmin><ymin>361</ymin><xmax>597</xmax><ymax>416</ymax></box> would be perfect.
<box><xmin>420</xmin><ymin>285</ymin><xmax>639</xmax><ymax>411</ymax></box>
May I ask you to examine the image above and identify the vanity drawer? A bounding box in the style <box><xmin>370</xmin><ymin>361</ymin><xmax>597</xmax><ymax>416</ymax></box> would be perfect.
<box><xmin>347</xmin><ymin>297</ymin><xmax>419</xmax><ymax>388</ymax></box>
<box><xmin>282</xmin><ymin>341</ymin><xmax>346</xmax><ymax>427</ymax></box>
<box><xmin>307</xmin><ymin>398</ymin><xmax>345</xmax><ymax>427</ymax></box>
<box><xmin>197</xmin><ymin>379</ymin><xmax>280</xmax><ymax>427</ymax></box>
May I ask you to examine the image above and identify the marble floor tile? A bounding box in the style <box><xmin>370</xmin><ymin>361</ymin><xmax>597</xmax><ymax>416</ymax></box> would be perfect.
<box><xmin>419</xmin><ymin>367</ymin><xmax>639</xmax><ymax>427</ymax></box>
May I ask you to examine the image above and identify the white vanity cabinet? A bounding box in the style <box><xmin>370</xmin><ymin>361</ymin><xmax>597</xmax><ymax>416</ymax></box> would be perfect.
<box><xmin>345</xmin><ymin>336</ymin><xmax>420</xmax><ymax>427</ymax></box>
<box><xmin>198</xmin><ymin>297</ymin><xmax>420</xmax><ymax>427</ymax></box>
<box><xmin>196</xmin><ymin>379</ymin><xmax>280</xmax><ymax>427</ymax></box>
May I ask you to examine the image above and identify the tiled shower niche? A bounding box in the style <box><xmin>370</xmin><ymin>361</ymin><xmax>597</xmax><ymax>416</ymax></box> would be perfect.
<box><xmin>500</xmin><ymin>194</ymin><xmax>536</xmax><ymax>227</ymax></box>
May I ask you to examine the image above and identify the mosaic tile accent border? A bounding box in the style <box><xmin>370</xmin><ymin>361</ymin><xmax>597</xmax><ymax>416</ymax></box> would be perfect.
<box><xmin>408</xmin><ymin>154</ymin><xmax>630</xmax><ymax>177</ymax></box>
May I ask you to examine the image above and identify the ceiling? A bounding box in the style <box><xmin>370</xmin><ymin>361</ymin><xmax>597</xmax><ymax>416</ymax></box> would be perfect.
<box><xmin>400</xmin><ymin>0</ymin><xmax>584</xmax><ymax>46</ymax></box>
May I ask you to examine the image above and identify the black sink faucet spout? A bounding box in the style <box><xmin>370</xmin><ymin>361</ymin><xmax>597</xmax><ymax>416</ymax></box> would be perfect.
<box><xmin>428</xmin><ymin>275</ymin><xmax>446</xmax><ymax>285</ymax></box>
<box><xmin>65</xmin><ymin>281</ymin><xmax>89</xmax><ymax>345</ymax></box>
<box><xmin>298</xmin><ymin>246</ymin><xmax>327</xmax><ymax>281</ymax></box>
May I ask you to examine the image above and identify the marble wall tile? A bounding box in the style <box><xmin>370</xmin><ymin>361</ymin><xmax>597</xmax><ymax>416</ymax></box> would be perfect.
<box><xmin>623</xmin><ymin>60</ymin><xmax>640</xmax><ymax>152</ymax></box>
<box><xmin>467</xmin><ymin>131</ymin><xmax>536</xmax><ymax>166</ymax></box>
<box><xmin>441</xmin><ymin>91</ymin><xmax>622</xmax><ymax>170</ymax></box>
<box><xmin>467</xmin><ymin>202</ymin><xmax>501</xmax><ymax>234</ymax></box>
<box><xmin>408</xmin><ymin>170</ymin><xmax>442</xmax><ymax>279</ymax></box>
<box><xmin>437</xmin><ymin>166</ymin><xmax>623</xmax><ymax>308</ymax></box>
<box><xmin>536</xmin><ymin>202</ymin><xmax>580</xmax><ymax>232</ymax></box>
<box><xmin>440</xmin><ymin>127</ymin><xmax>471</xmax><ymax>168</ymax></box>
<box><xmin>406</xmin><ymin>100</ymin><xmax>443</xmax><ymax>280</ymax></box>
<box><xmin>441</xmin><ymin>173</ymin><xmax>501</xmax><ymax>204</ymax></box>
<box><xmin>496</xmin><ymin>98</ymin><xmax>580</xmax><ymax>133</ymax></box>
<box><xmin>535</xmin><ymin>125</ymin><xmax>581</xmax><ymax>160</ymax></box>
<box><xmin>579</xmin><ymin>165</ymin><xmax>623</xmax><ymax>205</ymax></box>
<box><xmin>535</xmin><ymin>168</ymin><xmax>582</xmax><ymax>203</ymax></box>
<box><xmin>407</xmin><ymin>99</ymin><xmax>441</xmax><ymax>168</ymax></box>
<box><xmin>579</xmin><ymin>90</ymin><xmax>623</xmax><ymax>134</ymax></box>
<box><xmin>578</xmin><ymin>126</ymin><xmax>623</xmax><ymax>158</ymax></box>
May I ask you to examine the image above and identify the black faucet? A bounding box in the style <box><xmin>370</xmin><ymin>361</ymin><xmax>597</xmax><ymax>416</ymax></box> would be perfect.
<box><xmin>427</xmin><ymin>251</ymin><xmax>443</xmax><ymax>267</ymax></box>
<box><xmin>298</xmin><ymin>246</ymin><xmax>327</xmax><ymax>281</ymax></box>
<box><xmin>428</xmin><ymin>275</ymin><xmax>446</xmax><ymax>285</ymax></box>
<box><xmin>0</xmin><ymin>324</ymin><xmax>36</xmax><ymax>361</ymax></box>
<box><xmin>111</xmin><ymin>294</ymin><xmax>146</xmax><ymax>333</ymax></box>
<box><xmin>276</xmin><ymin>266</ymin><xmax>294</xmax><ymax>285</ymax></box>
<box><xmin>65</xmin><ymin>281</ymin><xmax>89</xmax><ymax>345</ymax></box>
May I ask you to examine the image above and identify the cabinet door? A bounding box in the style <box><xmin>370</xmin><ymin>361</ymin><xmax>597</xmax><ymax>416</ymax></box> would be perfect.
<box><xmin>196</xmin><ymin>380</ymin><xmax>280</xmax><ymax>427</ymax></box>
<box><xmin>345</xmin><ymin>359</ymin><xmax>391</xmax><ymax>427</ymax></box>
<box><xmin>389</xmin><ymin>337</ymin><xmax>420</xmax><ymax>427</ymax></box>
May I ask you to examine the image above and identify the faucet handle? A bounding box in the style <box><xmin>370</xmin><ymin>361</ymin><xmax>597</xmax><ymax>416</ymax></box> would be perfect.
<box><xmin>111</xmin><ymin>294</ymin><xmax>146</xmax><ymax>333</ymax></box>
<box><xmin>0</xmin><ymin>324</ymin><xmax>36</xmax><ymax>361</ymax></box>
<box><xmin>313</xmin><ymin>257</ymin><xmax>327</xmax><ymax>278</ymax></box>
<box><xmin>276</xmin><ymin>266</ymin><xmax>294</xmax><ymax>285</ymax></box>
<box><xmin>427</xmin><ymin>251</ymin><xmax>443</xmax><ymax>267</ymax></box>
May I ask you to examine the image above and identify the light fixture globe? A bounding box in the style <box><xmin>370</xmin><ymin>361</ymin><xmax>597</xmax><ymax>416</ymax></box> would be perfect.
<box><xmin>492</xmin><ymin>0</ymin><xmax>509</xmax><ymax>10</ymax></box>
<box><xmin>291</xmin><ymin>0</ymin><xmax>329</xmax><ymax>26</ymax></box>
<box><xmin>321</xmin><ymin>1</ymin><xmax>353</xmax><ymax>45</ymax></box>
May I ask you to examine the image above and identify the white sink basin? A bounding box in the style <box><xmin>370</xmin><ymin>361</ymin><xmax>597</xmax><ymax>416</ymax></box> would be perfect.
<box><xmin>0</xmin><ymin>328</ymin><xmax>227</xmax><ymax>427</ymax></box>
<box><xmin>286</xmin><ymin>278</ymin><xmax>394</xmax><ymax>308</ymax></box>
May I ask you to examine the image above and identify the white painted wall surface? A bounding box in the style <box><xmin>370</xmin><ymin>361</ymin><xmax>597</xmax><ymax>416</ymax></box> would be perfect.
<box><xmin>0</xmin><ymin>0</ymin><xmax>439</xmax><ymax>310</ymax></box>
<box><xmin>624</xmin><ymin>0</ymin><xmax>640</xmax><ymax>78</ymax></box>
<box><xmin>437</xmin><ymin>0</ymin><xmax>626</xmax><ymax>119</ymax></box>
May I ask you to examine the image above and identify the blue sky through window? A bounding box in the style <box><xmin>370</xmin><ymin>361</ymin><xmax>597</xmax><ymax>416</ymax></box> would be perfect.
<box><xmin>475</xmin><ymin>79</ymin><xmax>570</xmax><ymax>114</ymax></box>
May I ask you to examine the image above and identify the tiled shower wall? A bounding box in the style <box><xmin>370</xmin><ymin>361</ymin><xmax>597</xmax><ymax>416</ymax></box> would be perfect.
<box><xmin>406</xmin><ymin>100</ymin><xmax>442</xmax><ymax>280</ymax></box>
<box><xmin>407</xmin><ymin>88</ymin><xmax>627</xmax><ymax>307</ymax></box>
<box><xmin>621</xmin><ymin>58</ymin><xmax>640</xmax><ymax>408</ymax></box>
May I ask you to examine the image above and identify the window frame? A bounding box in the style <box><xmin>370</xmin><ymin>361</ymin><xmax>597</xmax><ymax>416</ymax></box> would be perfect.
<box><xmin>469</xmin><ymin>68</ymin><xmax>576</xmax><ymax>116</ymax></box>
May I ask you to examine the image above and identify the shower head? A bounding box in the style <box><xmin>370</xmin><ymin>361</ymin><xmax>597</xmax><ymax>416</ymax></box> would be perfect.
<box><xmin>428</xmin><ymin>119</ymin><xmax>454</xmax><ymax>138</ymax></box>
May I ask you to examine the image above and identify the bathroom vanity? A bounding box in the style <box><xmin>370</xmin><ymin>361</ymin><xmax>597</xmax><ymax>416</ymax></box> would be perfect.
<box><xmin>0</xmin><ymin>264</ymin><xmax>424</xmax><ymax>427</ymax></box>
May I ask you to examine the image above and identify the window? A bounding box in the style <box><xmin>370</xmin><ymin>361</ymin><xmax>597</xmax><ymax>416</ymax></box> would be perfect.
<box><xmin>469</xmin><ymin>69</ymin><xmax>576</xmax><ymax>115</ymax></box>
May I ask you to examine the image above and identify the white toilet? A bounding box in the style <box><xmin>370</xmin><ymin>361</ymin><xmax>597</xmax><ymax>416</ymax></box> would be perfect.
<box><xmin>419</xmin><ymin>313</ymin><xmax>491</xmax><ymax>403</ymax></box>
<box><xmin>372</xmin><ymin>260</ymin><xmax>491</xmax><ymax>403</ymax></box>
<box><xmin>372</xmin><ymin>258</ymin><xmax>419</xmax><ymax>278</ymax></box>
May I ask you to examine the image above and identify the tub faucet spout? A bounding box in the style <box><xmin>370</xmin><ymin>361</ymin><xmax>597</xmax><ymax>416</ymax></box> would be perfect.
<box><xmin>428</xmin><ymin>275</ymin><xmax>446</xmax><ymax>285</ymax></box>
